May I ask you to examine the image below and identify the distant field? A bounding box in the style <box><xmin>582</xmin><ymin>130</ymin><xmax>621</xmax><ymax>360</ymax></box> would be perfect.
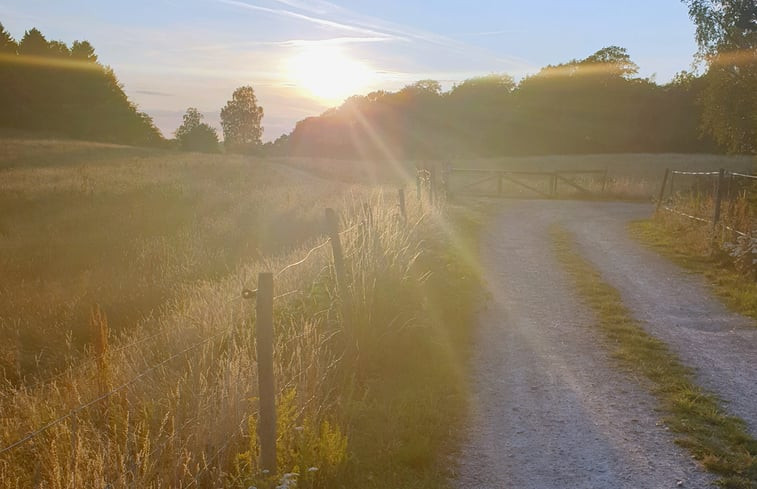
<box><xmin>0</xmin><ymin>138</ymin><xmax>365</xmax><ymax>380</ymax></box>
<box><xmin>276</xmin><ymin>153</ymin><xmax>754</xmax><ymax>200</ymax></box>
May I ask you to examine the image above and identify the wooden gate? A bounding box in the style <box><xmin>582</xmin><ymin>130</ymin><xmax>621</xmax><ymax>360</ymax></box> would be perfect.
<box><xmin>446</xmin><ymin>168</ymin><xmax>608</xmax><ymax>199</ymax></box>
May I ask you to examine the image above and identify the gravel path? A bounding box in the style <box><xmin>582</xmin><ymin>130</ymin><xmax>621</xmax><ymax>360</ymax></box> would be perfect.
<box><xmin>456</xmin><ymin>201</ymin><xmax>723</xmax><ymax>489</ymax></box>
<box><xmin>563</xmin><ymin>201</ymin><xmax>757</xmax><ymax>435</ymax></box>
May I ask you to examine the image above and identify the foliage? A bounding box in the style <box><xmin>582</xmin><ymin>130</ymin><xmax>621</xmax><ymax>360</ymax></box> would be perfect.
<box><xmin>221</xmin><ymin>85</ymin><xmax>264</xmax><ymax>152</ymax></box>
<box><xmin>682</xmin><ymin>0</ymin><xmax>757</xmax><ymax>153</ymax></box>
<box><xmin>0</xmin><ymin>23</ymin><xmax>163</xmax><ymax>146</ymax></box>
<box><xmin>278</xmin><ymin>46</ymin><xmax>719</xmax><ymax>159</ymax></box>
<box><xmin>175</xmin><ymin>107</ymin><xmax>220</xmax><ymax>153</ymax></box>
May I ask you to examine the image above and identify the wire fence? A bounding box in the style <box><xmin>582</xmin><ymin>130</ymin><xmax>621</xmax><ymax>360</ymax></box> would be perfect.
<box><xmin>656</xmin><ymin>167</ymin><xmax>755</xmax><ymax>240</ymax></box>
<box><xmin>0</xmin><ymin>195</ymin><xmax>427</xmax><ymax>484</ymax></box>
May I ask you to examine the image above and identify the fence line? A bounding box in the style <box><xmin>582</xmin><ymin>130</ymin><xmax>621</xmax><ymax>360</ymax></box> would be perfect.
<box><xmin>669</xmin><ymin>170</ymin><xmax>721</xmax><ymax>176</ymax></box>
<box><xmin>731</xmin><ymin>172</ymin><xmax>757</xmax><ymax>180</ymax></box>
<box><xmin>656</xmin><ymin>167</ymin><xmax>754</xmax><ymax>243</ymax></box>
<box><xmin>1</xmin><ymin>192</ymin><xmax>418</xmax><ymax>483</ymax></box>
<box><xmin>0</xmin><ymin>326</ymin><xmax>230</xmax><ymax>456</ymax></box>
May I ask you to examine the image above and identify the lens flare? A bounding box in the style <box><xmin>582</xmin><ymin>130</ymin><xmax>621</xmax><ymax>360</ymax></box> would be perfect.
<box><xmin>284</xmin><ymin>45</ymin><xmax>374</xmax><ymax>103</ymax></box>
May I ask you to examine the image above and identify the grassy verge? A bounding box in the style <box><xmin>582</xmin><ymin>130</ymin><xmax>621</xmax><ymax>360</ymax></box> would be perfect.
<box><xmin>336</xmin><ymin>206</ymin><xmax>483</xmax><ymax>488</ymax></box>
<box><xmin>629</xmin><ymin>219</ymin><xmax>757</xmax><ymax>320</ymax></box>
<box><xmin>552</xmin><ymin>226</ymin><xmax>757</xmax><ymax>489</ymax></box>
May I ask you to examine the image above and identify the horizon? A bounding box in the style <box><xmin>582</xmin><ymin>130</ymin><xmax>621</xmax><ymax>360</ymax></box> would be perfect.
<box><xmin>2</xmin><ymin>0</ymin><xmax>699</xmax><ymax>141</ymax></box>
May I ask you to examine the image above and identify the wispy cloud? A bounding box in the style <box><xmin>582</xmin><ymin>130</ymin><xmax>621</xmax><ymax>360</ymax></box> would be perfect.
<box><xmin>215</xmin><ymin>0</ymin><xmax>403</xmax><ymax>40</ymax></box>
<box><xmin>458</xmin><ymin>29</ymin><xmax>528</xmax><ymax>37</ymax></box>
<box><xmin>134</xmin><ymin>89</ymin><xmax>174</xmax><ymax>97</ymax></box>
<box><xmin>216</xmin><ymin>0</ymin><xmax>534</xmax><ymax>72</ymax></box>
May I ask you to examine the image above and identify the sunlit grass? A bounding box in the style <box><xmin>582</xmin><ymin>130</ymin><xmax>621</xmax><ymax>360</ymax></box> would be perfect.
<box><xmin>0</xmin><ymin>138</ymin><xmax>483</xmax><ymax>488</ymax></box>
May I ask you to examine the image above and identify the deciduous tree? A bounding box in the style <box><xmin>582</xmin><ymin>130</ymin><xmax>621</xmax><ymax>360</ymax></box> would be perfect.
<box><xmin>220</xmin><ymin>85</ymin><xmax>264</xmax><ymax>151</ymax></box>
<box><xmin>175</xmin><ymin>108</ymin><xmax>220</xmax><ymax>153</ymax></box>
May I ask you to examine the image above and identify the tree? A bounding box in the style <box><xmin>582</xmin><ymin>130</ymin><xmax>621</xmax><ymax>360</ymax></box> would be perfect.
<box><xmin>175</xmin><ymin>108</ymin><xmax>220</xmax><ymax>153</ymax></box>
<box><xmin>18</xmin><ymin>28</ymin><xmax>50</xmax><ymax>56</ymax></box>
<box><xmin>580</xmin><ymin>46</ymin><xmax>639</xmax><ymax>78</ymax></box>
<box><xmin>220</xmin><ymin>86</ymin><xmax>264</xmax><ymax>151</ymax></box>
<box><xmin>0</xmin><ymin>23</ymin><xmax>17</xmax><ymax>54</ymax></box>
<box><xmin>683</xmin><ymin>0</ymin><xmax>757</xmax><ymax>153</ymax></box>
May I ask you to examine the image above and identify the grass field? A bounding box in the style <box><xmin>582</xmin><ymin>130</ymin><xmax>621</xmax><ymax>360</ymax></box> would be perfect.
<box><xmin>0</xmin><ymin>137</ymin><xmax>482</xmax><ymax>488</ymax></box>
<box><xmin>2</xmin><ymin>138</ymin><xmax>752</xmax><ymax>487</ymax></box>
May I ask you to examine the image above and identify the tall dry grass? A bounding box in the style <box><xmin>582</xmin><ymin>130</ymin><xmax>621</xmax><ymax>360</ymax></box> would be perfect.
<box><xmin>0</xmin><ymin>139</ymin><xmax>370</xmax><ymax>382</ymax></box>
<box><xmin>0</xmin><ymin>144</ymin><xmax>461</xmax><ymax>488</ymax></box>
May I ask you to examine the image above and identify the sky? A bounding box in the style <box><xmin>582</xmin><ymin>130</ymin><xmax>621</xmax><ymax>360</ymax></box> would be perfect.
<box><xmin>1</xmin><ymin>0</ymin><xmax>699</xmax><ymax>141</ymax></box>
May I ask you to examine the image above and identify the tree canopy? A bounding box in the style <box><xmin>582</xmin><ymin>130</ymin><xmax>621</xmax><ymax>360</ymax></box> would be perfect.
<box><xmin>175</xmin><ymin>108</ymin><xmax>220</xmax><ymax>153</ymax></box>
<box><xmin>683</xmin><ymin>0</ymin><xmax>757</xmax><ymax>153</ymax></box>
<box><xmin>0</xmin><ymin>23</ymin><xmax>163</xmax><ymax>146</ymax></box>
<box><xmin>272</xmin><ymin>47</ymin><xmax>719</xmax><ymax>159</ymax></box>
<box><xmin>220</xmin><ymin>85</ymin><xmax>264</xmax><ymax>152</ymax></box>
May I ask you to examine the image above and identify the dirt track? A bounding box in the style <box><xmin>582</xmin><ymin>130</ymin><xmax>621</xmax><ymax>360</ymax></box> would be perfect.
<box><xmin>455</xmin><ymin>200</ymin><xmax>757</xmax><ymax>488</ymax></box>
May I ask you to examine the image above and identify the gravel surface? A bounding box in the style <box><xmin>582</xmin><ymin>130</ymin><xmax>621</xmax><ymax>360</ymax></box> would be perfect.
<box><xmin>564</xmin><ymin>201</ymin><xmax>757</xmax><ymax>435</ymax></box>
<box><xmin>455</xmin><ymin>201</ymin><xmax>718</xmax><ymax>489</ymax></box>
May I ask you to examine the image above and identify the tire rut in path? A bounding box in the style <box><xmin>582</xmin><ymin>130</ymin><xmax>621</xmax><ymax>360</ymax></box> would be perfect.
<box><xmin>455</xmin><ymin>202</ymin><xmax>714</xmax><ymax>489</ymax></box>
<box><xmin>564</xmin><ymin>200</ymin><xmax>757</xmax><ymax>436</ymax></box>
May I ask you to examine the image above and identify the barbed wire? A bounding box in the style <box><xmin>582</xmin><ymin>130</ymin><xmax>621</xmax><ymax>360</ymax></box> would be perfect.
<box><xmin>274</xmin><ymin>238</ymin><xmax>331</xmax><ymax>279</ymax></box>
<box><xmin>661</xmin><ymin>206</ymin><xmax>710</xmax><ymax>224</ymax></box>
<box><xmin>0</xmin><ymin>326</ymin><xmax>232</xmax><ymax>456</ymax></box>
<box><xmin>730</xmin><ymin>172</ymin><xmax>757</xmax><ymax>180</ymax></box>
<box><xmin>670</xmin><ymin>170</ymin><xmax>721</xmax><ymax>176</ymax></box>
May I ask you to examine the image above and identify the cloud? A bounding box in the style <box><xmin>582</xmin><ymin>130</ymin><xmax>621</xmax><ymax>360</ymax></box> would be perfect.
<box><xmin>134</xmin><ymin>89</ymin><xmax>174</xmax><ymax>97</ymax></box>
<box><xmin>215</xmin><ymin>0</ymin><xmax>403</xmax><ymax>40</ymax></box>
<box><xmin>215</xmin><ymin>0</ymin><xmax>534</xmax><ymax>72</ymax></box>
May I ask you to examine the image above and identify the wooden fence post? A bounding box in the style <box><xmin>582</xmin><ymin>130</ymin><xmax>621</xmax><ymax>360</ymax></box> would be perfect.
<box><xmin>255</xmin><ymin>272</ymin><xmax>276</xmax><ymax>475</ymax></box>
<box><xmin>428</xmin><ymin>167</ymin><xmax>435</xmax><ymax>206</ymax></box>
<box><xmin>398</xmin><ymin>188</ymin><xmax>406</xmax><ymax>220</ymax></box>
<box><xmin>656</xmin><ymin>168</ymin><xmax>670</xmax><ymax>214</ymax></box>
<box><xmin>712</xmin><ymin>168</ymin><xmax>725</xmax><ymax>231</ymax></box>
<box><xmin>325</xmin><ymin>208</ymin><xmax>347</xmax><ymax>292</ymax></box>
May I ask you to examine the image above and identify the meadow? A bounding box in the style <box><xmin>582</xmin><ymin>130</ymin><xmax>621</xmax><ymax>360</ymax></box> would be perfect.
<box><xmin>2</xmin><ymin>138</ymin><xmax>753</xmax><ymax>488</ymax></box>
<box><xmin>0</xmin><ymin>137</ymin><xmax>480</xmax><ymax>488</ymax></box>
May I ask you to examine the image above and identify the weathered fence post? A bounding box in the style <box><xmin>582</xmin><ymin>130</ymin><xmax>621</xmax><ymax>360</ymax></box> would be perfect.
<box><xmin>712</xmin><ymin>168</ymin><xmax>725</xmax><ymax>232</ymax></box>
<box><xmin>255</xmin><ymin>272</ymin><xmax>276</xmax><ymax>475</ymax></box>
<box><xmin>656</xmin><ymin>168</ymin><xmax>670</xmax><ymax>214</ymax></box>
<box><xmin>416</xmin><ymin>171</ymin><xmax>422</xmax><ymax>202</ymax></box>
<box><xmin>428</xmin><ymin>166</ymin><xmax>436</xmax><ymax>206</ymax></box>
<box><xmin>325</xmin><ymin>208</ymin><xmax>347</xmax><ymax>292</ymax></box>
<box><xmin>398</xmin><ymin>188</ymin><xmax>406</xmax><ymax>220</ymax></box>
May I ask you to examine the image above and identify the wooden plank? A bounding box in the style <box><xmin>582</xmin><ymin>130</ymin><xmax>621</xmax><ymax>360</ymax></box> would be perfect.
<box><xmin>554</xmin><ymin>173</ymin><xmax>592</xmax><ymax>195</ymax></box>
<box><xmin>501</xmin><ymin>173</ymin><xmax>552</xmax><ymax>198</ymax></box>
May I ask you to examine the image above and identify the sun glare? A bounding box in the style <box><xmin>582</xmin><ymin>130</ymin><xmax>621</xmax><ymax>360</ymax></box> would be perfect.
<box><xmin>285</xmin><ymin>46</ymin><xmax>374</xmax><ymax>103</ymax></box>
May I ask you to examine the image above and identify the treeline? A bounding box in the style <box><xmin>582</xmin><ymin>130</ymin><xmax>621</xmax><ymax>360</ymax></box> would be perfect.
<box><xmin>0</xmin><ymin>23</ymin><xmax>163</xmax><ymax>146</ymax></box>
<box><xmin>269</xmin><ymin>47</ymin><xmax>723</xmax><ymax>159</ymax></box>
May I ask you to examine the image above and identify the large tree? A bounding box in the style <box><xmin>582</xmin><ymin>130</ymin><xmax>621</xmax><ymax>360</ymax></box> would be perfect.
<box><xmin>683</xmin><ymin>0</ymin><xmax>757</xmax><ymax>153</ymax></box>
<box><xmin>175</xmin><ymin>107</ymin><xmax>219</xmax><ymax>153</ymax></box>
<box><xmin>220</xmin><ymin>85</ymin><xmax>264</xmax><ymax>151</ymax></box>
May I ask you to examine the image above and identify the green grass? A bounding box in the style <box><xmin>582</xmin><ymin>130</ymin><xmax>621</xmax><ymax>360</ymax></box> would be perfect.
<box><xmin>629</xmin><ymin>219</ymin><xmax>757</xmax><ymax>321</ymax></box>
<box><xmin>0</xmin><ymin>136</ymin><xmax>485</xmax><ymax>487</ymax></box>
<box><xmin>336</xmin><ymin>206</ymin><xmax>483</xmax><ymax>488</ymax></box>
<box><xmin>552</xmin><ymin>226</ymin><xmax>757</xmax><ymax>489</ymax></box>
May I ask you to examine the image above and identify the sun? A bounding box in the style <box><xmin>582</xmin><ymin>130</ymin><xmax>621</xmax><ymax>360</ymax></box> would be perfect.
<box><xmin>285</xmin><ymin>45</ymin><xmax>374</xmax><ymax>103</ymax></box>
